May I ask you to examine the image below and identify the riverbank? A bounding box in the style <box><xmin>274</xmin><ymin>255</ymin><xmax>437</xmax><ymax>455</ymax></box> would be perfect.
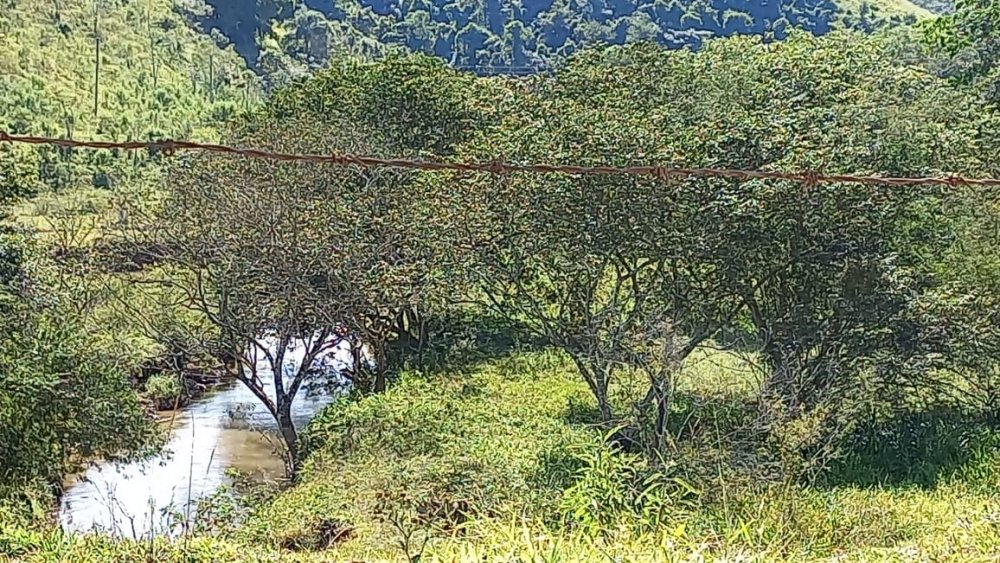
<box><xmin>7</xmin><ymin>348</ymin><xmax>1000</xmax><ymax>561</ymax></box>
<box><xmin>56</xmin><ymin>337</ymin><xmax>350</xmax><ymax>539</ymax></box>
<box><xmin>137</xmin><ymin>357</ymin><xmax>230</xmax><ymax>413</ymax></box>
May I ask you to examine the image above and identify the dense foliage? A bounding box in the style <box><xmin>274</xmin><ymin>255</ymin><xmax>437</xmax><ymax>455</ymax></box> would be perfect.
<box><xmin>124</xmin><ymin>55</ymin><xmax>493</xmax><ymax>474</ymax></box>
<box><xmin>447</xmin><ymin>30</ymin><xmax>993</xmax><ymax>469</ymax></box>
<box><xmin>6</xmin><ymin>0</ymin><xmax>1000</xmax><ymax>559</ymax></box>
<box><xmin>0</xmin><ymin>290</ymin><xmax>154</xmax><ymax>500</ymax></box>
<box><xmin>923</xmin><ymin>0</ymin><xmax>1000</xmax><ymax>102</ymax></box>
<box><xmin>131</xmin><ymin>24</ymin><xmax>1000</xmax><ymax>482</ymax></box>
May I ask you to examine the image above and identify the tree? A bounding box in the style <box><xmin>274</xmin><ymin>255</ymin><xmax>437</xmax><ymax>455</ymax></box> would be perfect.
<box><xmin>257</xmin><ymin>53</ymin><xmax>495</xmax><ymax>378</ymax></box>
<box><xmin>454</xmin><ymin>31</ymin><xmax>991</xmax><ymax>464</ymax></box>
<box><xmin>124</xmin><ymin>55</ymin><xmax>488</xmax><ymax>476</ymax></box>
<box><xmin>0</xmin><ymin>148</ymin><xmax>151</xmax><ymax>502</ymax></box>
<box><xmin>190</xmin><ymin>0</ymin><xmax>871</xmax><ymax>78</ymax></box>
<box><xmin>452</xmin><ymin>47</ymin><xmax>758</xmax><ymax>452</ymax></box>
<box><xmin>923</xmin><ymin>0</ymin><xmax>1000</xmax><ymax>102</ymax></box>
<box><xmin>909</xmin><ymin>177</ymin><xmax>1000</xmax><ymax>426</ymax></box>
<box><xmin>125</xmin><ymin>120</ymin><xmax>374</xmax><ymax>475</ymax></box>
<box><xmin>0</xmin><ymin>298</ymin><xmax>154</xmax><ymax>499</ymax></box>
<box><xmin>0</xmin><ymin>146</ymin><xmax>38</xmax><ymax>305</ymax></box>
<box><xmin>455</xmin><ymin>168</ymin><xmax>760</xmax><ymax>452</ymax></box>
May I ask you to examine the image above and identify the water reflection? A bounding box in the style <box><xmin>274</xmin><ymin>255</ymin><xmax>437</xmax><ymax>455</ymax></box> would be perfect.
<box><xmin>59</xmin><ymin>334</ymin><xmax>358</xmax><ymax>538</ymax></box>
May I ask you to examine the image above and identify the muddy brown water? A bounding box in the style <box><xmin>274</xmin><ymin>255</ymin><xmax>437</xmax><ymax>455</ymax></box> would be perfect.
<box><xmin>58</xmin><ymin>335</ymin><xmax>360</xmax><ymax>538</ymax></box>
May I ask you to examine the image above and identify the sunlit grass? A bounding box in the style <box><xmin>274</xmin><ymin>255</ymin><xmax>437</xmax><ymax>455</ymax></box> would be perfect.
<box><xmin>4</xmin><ymin>336</ymin><xmax>999</xmax><ymax>562</ymax></box>
<box><xmin>11</xmin><ymin>188</ymin><xmax>114</xmax><ymax>247</ymax></box>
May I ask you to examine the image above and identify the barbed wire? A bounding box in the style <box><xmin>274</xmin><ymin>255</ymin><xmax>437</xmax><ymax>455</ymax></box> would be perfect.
<box><xmin>2</xmin><ymin>130</ymin><xmax>999</xmax><ymax>189</ymax></box>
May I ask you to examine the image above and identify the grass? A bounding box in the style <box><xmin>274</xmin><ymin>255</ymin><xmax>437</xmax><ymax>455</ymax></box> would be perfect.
<box><xmin>238</xmin><ymin>348</ymin><xmax>1000</xmax><ymax>561</ymax></box>
<box><xmin>0</xmin><ymin>0</ymin><xmax>258</xmax><ymax>142</ymax></box>
<box><xmin>6</xmin><ymin>345</ymin><xmax>998</xmax><ymax>561</ymax></box>
<box><xmin>12</xmin><ymin>188</ymin><xmax>112</xmax><ymax>244</ymax></box>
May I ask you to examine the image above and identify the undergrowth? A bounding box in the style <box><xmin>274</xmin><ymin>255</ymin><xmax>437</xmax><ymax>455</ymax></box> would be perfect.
<box><xmin>5</xmin><ymin>349</ymin><xmax>1000</xmax><ymax>562</ymax></box>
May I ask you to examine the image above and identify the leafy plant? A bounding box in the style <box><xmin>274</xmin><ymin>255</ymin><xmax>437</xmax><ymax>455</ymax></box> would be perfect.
<box><xmin>560</xmin><ymin>439</ymin><xmax>699</xmax><ymax>537</ymax></box>
<box><xmin>143</xmin><ymin>373</ymin><xmax>185</xmax><ymax>410</ymax></box>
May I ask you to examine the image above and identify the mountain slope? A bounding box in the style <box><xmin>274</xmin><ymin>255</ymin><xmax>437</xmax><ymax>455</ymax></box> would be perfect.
<box><xmin>192</xmin><ymin>0</ymin><xmax>941</xmax><ymax>82</ymax></box>
<box><xmin>838</xmin><ymin>0</ymin><xmax>933</xmax><ymax>18</ymax></box>
<box><xmin>907</xmin><ymin>0</ymin><xmax>953</xmax><ymax>13</ymax></box>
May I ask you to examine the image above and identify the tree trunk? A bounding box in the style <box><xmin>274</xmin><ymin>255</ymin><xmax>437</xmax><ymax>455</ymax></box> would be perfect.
<box><xmin>595</xmin><ymin>377</ymin><xmax>613</xmax><ymax>423</ymax></box>
<box><xmin>93</xmin><ymin>35</ymin><xmax>101</xmax><ymax>117</ymax></box>
<box><xmin>393</xmin><ymin>305</ymin><xmax>427</xmax><ymax>356</ymax></box>
<box><xmin>651</xmin><ymin>375</ymin><xmax>672</xmax><ymax>455</ymax></box>
<box><xmin>374</xmin><ymin>344</ymin><xmax>387</xmax><ymax>393</ymax></box>
<box><xmin>569</xmin><ymin>355</ymin><xmax>615</xmax><ymax>423</ymax></box>
<box><xmin>276</xmin><ymin>402</ymin><xmax>299</xmax><ymax>477</ymax></box>
<box><xmin>563</xmin><ymin>356</ymin><xmax>614</xmax><ymax>424</ymax></box>
<box><xmin>639</xmin><ymin>368</ymin><xmax>674</xmax><ymax>457</ymax></box>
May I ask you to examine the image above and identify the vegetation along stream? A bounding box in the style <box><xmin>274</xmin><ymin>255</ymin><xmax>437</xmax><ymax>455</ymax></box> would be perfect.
<box><xmin>58</xmin><ymin>336</ymin><xmax>359</xmax><ymax>539</ymax></box>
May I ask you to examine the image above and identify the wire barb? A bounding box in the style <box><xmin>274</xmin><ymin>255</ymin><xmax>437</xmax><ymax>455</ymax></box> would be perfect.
<box><xmin>160</xmin><ymin>139</ymin><xmax>178</xmax><ymax>157</ymax></box>
<box><xmin>486</xmin><ymin>160</ymin><xmax>506</xmax><ymax>175</ymax></box>
<box><xmin>652</xmin><ymin>166</ymin><xmax>671</xmax><ymax>181</ymax></box>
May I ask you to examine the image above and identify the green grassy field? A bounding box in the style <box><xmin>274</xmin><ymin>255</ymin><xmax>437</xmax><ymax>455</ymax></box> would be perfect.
<box><xmin>0</xmin><ymin>0</ymin><xmax>256</xmax><ymax>142</ymax></box>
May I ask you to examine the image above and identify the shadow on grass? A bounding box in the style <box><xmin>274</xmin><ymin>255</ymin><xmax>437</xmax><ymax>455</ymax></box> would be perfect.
<box><xmin>819</xmin><ymin>408</ymin><xmax>1000</xmax><ymax>490</ymax></box>
<box><xmin>559</xmin><ymin>388</ymin><xmax>764</xmax><ymax>462</ymax></box>
<box><xmin>564</xmin><ymin>396</ymin><xmax>603</xmax><ymax>426</ymax></box>
<box><xmin>392</xmin><ymin>310</ymin><xmax>549</xmax><ymax>376</ymax></box>
<box><xmin>563</xmin><ymin>389</ymin><xmax>758</xmax><ymax>438</ymax></box>
<box><xmin>532</xmin><ymin>446</ymin><xmax>589</xmax><ymax>494</ymax></box>
<box><xmin>664</xmin><ymin>400</ymin><xmax>1000</xmax><ymax>491</ymax></box>
<box><xmin>560</xmin><ymin>386</ymin><xmax>1000</xmax><ymax>492</ymax></box>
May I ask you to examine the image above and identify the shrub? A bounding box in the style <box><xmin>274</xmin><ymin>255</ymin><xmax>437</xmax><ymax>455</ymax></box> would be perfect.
<box><xmin>561</xmin><ymin>442</ymin><xmax>700</xmax><ymax>537</ymax></box>
<box><xmin>143</xmin><ymin>373</ymin><xmax>185</xmax><ymax>410</ymax></box>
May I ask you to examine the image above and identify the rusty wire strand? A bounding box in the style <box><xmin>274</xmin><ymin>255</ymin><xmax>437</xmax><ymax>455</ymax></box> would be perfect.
<box><xmin>0</xmin><ymin>131</ymin><xmax>996</xmax><ymax>189</ymax></box>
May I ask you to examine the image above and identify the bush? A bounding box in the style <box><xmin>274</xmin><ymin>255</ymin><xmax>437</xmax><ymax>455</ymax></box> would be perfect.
<box><xmin>0</xmin><ymin>304</ymin><xmax>154</xmax><ymax>497</ymax></box>
<box><xmin>561</xmin><ymin>443</ymin><xmax>700</xmax><ymax>537</ymax></box>
<box><xmin>143</xmin><ymin>373</ymin><xmax>185</xmax><ymax>410</ymax></box>
<box><xmin>240</xmin><ymin>351</ymin><xmax>597</xmax><ymax>551</ymax></box>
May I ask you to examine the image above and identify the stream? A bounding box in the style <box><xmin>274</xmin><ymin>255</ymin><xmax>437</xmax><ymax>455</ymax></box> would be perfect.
<box><xmin>58</xmin><ymin>334</ymin><xmax>362</xmax><ymax>538</ymax></box>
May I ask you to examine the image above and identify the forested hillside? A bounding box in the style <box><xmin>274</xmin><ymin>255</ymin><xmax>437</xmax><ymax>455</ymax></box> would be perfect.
<box><xmin>910</xmin><ymin>0</ymin><xmax>953</xmax><ymax>12</ymax></box>
<box><xmin>188</xmin><ymin>0</ymin><xmax>942</xmax><ymax>83</ymax></box>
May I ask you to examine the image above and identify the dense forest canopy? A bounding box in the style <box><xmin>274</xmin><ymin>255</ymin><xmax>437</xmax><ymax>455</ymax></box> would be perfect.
<box><xmin>184</xmin><ymin>0</ymin><xmax>945</xmax><ymax>84</ymax></box>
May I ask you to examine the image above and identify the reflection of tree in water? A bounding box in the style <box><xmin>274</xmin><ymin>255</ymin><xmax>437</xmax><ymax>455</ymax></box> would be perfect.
<box><xmin>58</xmin><ymin>336</ymin><xmax>362</xmax><ymax>539</ymax></box>
<box><xmin>225</xmin><ymin>402</ymin><xmax>256</xmax><ymax>426</ymax></box>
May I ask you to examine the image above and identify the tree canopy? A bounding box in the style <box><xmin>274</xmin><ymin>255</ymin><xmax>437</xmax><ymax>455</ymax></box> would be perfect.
<box><xmin>139</xmin><ymin>30</ymin><xmax>1000</xmax><ymax>470</ymax></box>
<box><xmin>445</xmin><ymin>30</ymin><xmax>993</xmax><ymax>461</ymax></box>
<box><xmin>923</xmin><ymin>0</ymin><xmax>1000</xmax><ymax>102</ymax></box>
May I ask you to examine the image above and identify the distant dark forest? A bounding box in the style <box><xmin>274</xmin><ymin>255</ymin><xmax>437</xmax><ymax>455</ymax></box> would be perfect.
<box><xmin>186</xmin><ymin>0</ymin><xmax>943</xmax><ymax>78</ymax></box>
